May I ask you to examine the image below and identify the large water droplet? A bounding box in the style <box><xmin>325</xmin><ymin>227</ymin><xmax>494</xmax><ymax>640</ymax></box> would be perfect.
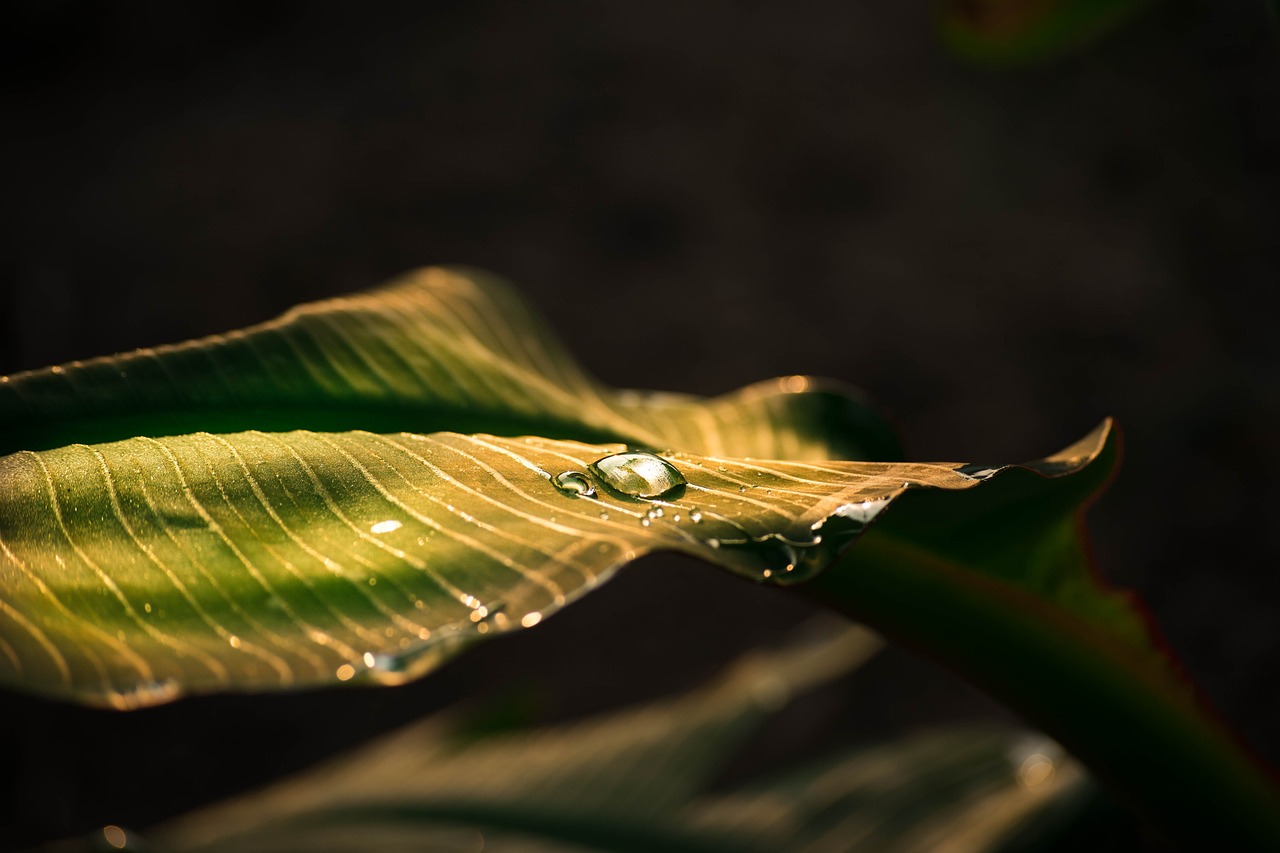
<box><xmin>552</xmin><ymin>471</ymin><xmax>596</xmax><ymax>498</ymax></box>
<box><xmin>589</xmin><ymin>451</ymin><xmax>686</xmax><ymax>499</ymax></box>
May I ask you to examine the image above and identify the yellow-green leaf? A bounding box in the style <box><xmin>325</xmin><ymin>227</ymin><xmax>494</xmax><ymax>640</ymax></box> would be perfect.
<box><xmin>0</xmin><ymin>421</ymin><xmax>1112</xmax><ymax>707</ymax></box>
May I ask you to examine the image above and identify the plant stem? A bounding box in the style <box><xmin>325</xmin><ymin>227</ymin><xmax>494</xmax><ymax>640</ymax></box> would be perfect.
<box><xmin>802</xmin><ymin>532</ymin><xmax>1280</xmax><ymax>849</ymax></box>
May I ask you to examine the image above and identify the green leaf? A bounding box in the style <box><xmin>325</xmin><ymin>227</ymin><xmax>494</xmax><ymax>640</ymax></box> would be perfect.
<box><xmin>0</xmin><ymin>419</ymin><xmax>1109</xmax><ymax>707</ymax></box>
<box><xmin>5</xmin><ymin>267</ymin><xmax>1278</xmax><ymax>843</ymax></box>
<box><xmin>0</xmin><ymin>265</ymin><xmax>1113</xmax><ymax>708</ymax></box>
<box><xmin>0</xmin><ymin>266</ymin><xmax>899</xmax><ymax>462</ymax></box>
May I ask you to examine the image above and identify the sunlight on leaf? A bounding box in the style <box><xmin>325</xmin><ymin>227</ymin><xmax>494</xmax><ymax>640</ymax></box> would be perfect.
<box><xmin>0</xmin><ymin>416</ymin><xmax>1113</xmax><ymax>706</ymax></box>
<box><xmin>0</xmin><ymin>268</ymin><xmax>1127</xmax><ymax>708</ymax></box>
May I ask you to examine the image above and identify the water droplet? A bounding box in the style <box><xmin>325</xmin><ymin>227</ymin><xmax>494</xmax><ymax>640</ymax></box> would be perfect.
<box><xmin>646</xmin><ymin>506</ymin><xmax>664</xmax><ymax>521</ymax></box>
<box><xmin>370</xmin><ymin>519</ymin><xmax>402</xmax><ymax>534</ymax></box>
<box><xmin>102</xmin><ymin>825</ymin><xmax>128</xmax><ymax>850</ymax></box>
<box><xmin>640</xmin><ymin>517</ymin><xmax>652</xmax><ymax>527</ymax></box>
<box><xmin>522</xmin><ymin>612</ymin><xmax>542</xmax><ymax>628</ymax></box>
<box><xmin>588</xmin><ymin>451</ymin><xmax>686</xmax><ymax>499</ymax></box>
<box><xmin>336</xmin><ymin>664</ymin><xmax>355</xmax><ymax>681</ymax></box>
<box><xmin>368</xmin><ymin>577</ymin><xmax>378</xmax><ymax>586</ymax></box>
<box><xmin>690</xmin><ymin>509</ymin><xmax>703</xmax><ymax>523</ymax></box>
<box><xmin>143</xmin><ymin>602</ymin><xmax>152</xmax><ymax>614</ymax></box>
<box><xmin>470</xmin><ymin>606</ymin><xmax>489</xmax><ymax>622</ymax></box>
<box><xmin>552</xmin><ymin>470</ymin><xmax>595</xmax><ymax>497</ymax></box>
<box><xmin>228</xmin><ymin>635</ymin><xmax>242</xmax><ymax>649</ymax></box>
<box><xmin>784</xmin><ymin>374</ymin><xmax>809</xmax><ymax>393</ymax></box>
<box><xmin>363</xmin><ymin>651</ymin><xmax>376</xmax><ymax>667</ymax></box>
<box><xmin>672</xmin><ymin>513</ymin><xmax>681</xmax><ymax>522</ymax></box>
<box><xmin>1017</xmin><ymin>753</ymin><xmax>1056</xmax><ymax>788</ymax></box>
<box><xmin>599</xmin><ymin>510</ymin><xmax>610</xmax><ymax>520</ymax></box>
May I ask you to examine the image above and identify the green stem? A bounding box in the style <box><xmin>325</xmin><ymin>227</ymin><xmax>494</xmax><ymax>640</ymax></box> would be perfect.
<box><xmin>802</xmin><ymin>533</ymin><xmax>1280</xmax><ymax>849</ymax></box>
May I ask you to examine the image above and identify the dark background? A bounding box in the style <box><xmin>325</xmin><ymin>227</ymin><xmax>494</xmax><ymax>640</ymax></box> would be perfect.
<box><xmin>2</xmin><ymin>1</ymin><xmax>1278</xmax><ymax>848</ymax></box>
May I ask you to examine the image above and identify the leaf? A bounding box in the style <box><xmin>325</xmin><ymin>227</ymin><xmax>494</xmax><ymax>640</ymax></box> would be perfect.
<box><xmin>6</xmin><ymin>268</ymin><xmax>1277</xmax><ymax>842</ymax></box>
<box><xmin>0</xmin><ymin>416</ymin><xmax>1112</xmax><ymax>707</ymax></box>
<box><xmin>134</xmin><ymin>623</ymin><xmax>1088</xmax><ymax>853</ymax></box>
<box><xmin>0</xmin><ymin>265</ymin><xmax>1120</xmax><ymax>708</ymax></box>
<box><xmin>0</xmin><ymin>266</ymin><xmax>900</xmax><ymax>462</ymax></box>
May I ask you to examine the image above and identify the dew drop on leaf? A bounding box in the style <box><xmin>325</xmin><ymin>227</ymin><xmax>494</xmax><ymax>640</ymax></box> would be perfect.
<box><xmin>552</xmin><ymin>470</ymin><xmax>595</xmax><ymax>497</ymax></box>
<box><xmin>588</xmin><ymin>451</ymin><xmax>686</xmax><ymax>499</ymax></box>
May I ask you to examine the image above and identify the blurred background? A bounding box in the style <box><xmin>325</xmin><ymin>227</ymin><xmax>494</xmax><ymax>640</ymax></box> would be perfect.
<box><xmin>2</xmin><ymin>1</ymin><xmax>1278</xmax><ymax>848</ymax></box>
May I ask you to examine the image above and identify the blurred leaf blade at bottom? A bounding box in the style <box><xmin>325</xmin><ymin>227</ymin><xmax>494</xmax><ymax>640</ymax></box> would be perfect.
<box><xmin>133</xmin><ymin>623</ymin><xmax>1090</xmax><ymax>853</ymax></box>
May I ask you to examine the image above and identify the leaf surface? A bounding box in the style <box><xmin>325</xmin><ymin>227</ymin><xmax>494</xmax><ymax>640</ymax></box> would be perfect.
<box><xmin>1</xmin><ymin>267</ymin><xmax>1127</xmax><ymax>709</ymax></box>
<box><xmin>0</xmin><ymin>420</ymin><xmax>1112</xmax><ymax>706</ymax></box>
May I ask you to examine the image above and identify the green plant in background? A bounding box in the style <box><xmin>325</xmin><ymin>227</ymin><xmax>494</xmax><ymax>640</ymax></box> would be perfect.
<box><xmin>937</xmin><ymin>0</ymin><xmax>1154</xmax><ymax>65</ymax></box>
<box><xmin>1</xmin><ymin>268</ymin><xmax>1276</xmax><ymax>849</ymax></box>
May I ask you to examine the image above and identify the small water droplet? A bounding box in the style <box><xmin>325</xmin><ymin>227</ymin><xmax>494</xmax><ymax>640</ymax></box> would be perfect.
<box><xmin>143</xmin><ymin>602</ymin><xmax>152</xmax><ymax>614</ymax></box>
<box><xmin>588</xmin><ymin>451</ymin><xmax>686</xmax><ymax>500</ymax></box>
<box><xmin>363</xmin><ymin>651</ymin><xmax>376</xmax><ymax>667</ymax></box>
<box><xmin>522</xmin><ymin>612</ymin><xmax>542</xmax><ymax>628</ymax></box>
<box><xmin>368</xmin><ymin>577</ymin><xmax>377</xmax><ymax>586</ymax></box>
<box><xmin>1018</xmin><ymin>752</ymin><xmax>1056</xmax><ymax>788</ymax></box>
<box><xmin>640</xmin><ymin>517</ymin><xmax>652</xmax><ymax>527</ymax></box>
<box><xmin>552</xmin><ymin>470</ymin><xmax>596</xmax><ymax>497</ymax></box>
<box><xmin>470</xmin><ymin>606</ymin><xmax>489</xmax><ymax>622</ymax></box>
<box><xmin>599</xmin><ymin>510</ymin><xmax>610</xmax><ymax>520</ymax></box>
<box><xmin>102</xmin><ymin>824</ymin><xmax>128</xmax><ymax>849</ymax></box>
<box><xmin>690</xmin><ymin>509</ymin><xmax>703</xmax><ymax>523</ymax></box>
<box><xmin>646</xmin><ymin>506</ymin><xmax>664</xmax><ymax>521</ymax></box>
<box><xmin>370</xmin><ymin>519</ymin><xmax>402</xmax><ymax>534</ymax></box>
<box><xmin>228</xmin><ymin>635</ymin><xmax>241</xmax><ymax>649</ymax></box>
<box><xmin>672</xmin><ymin>513</ymin><xmax>681</xmax><ymax>522</ymax></box>
<box><xmin>336</xmin><ymin>664</ymin><xmax>356</xmax><ymax>681</ymax></box>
